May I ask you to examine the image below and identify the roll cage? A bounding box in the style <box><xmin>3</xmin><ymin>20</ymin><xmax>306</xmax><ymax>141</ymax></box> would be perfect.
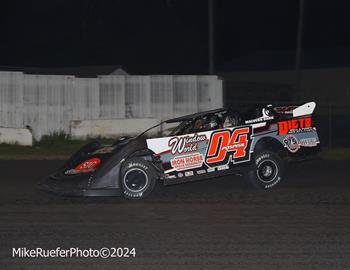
<box><xmin>138</xmin><ymin>108</ymin><xmax>243</xmax><ymax>138</ymax></box>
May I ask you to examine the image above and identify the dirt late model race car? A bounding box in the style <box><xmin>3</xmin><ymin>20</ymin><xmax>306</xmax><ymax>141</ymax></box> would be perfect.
<box><xmin>39</xmin><ymin>102</ymin><xmax>320</xmax><ymax>199</ymax></box>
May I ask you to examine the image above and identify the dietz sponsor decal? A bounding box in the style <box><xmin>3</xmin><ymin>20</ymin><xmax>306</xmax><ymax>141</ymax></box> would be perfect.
<box><xmin>168</xmin><ymin>134</ymin><xmax>207</xmax><ymax>155</ymax></box>
<box><xmin>170</xmin><ymin>152</ymin><xmax>204</xmax><ymax>171</ymax></box>
<box><xmin>205</xmin><ymin>126</ymin><xmax>252</xmax><ymax>168</ymax></box>
<box><xmin>278</xmin><ymin>117</ymin><xmax>312</xmax><ymax>135</ymax></box>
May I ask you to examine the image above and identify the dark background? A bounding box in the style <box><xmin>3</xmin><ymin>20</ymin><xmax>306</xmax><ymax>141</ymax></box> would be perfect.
<box><xmin>1</xmin><ymin>0</ymin><xmax>350</xmax><ymax>73</ymax></box>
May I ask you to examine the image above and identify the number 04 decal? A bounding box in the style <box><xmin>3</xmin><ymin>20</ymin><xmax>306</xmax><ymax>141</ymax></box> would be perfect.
<box><xmin>205</xmin><ymin>126</ymin><xmax>252</xmax><ymax>168</ymax></box>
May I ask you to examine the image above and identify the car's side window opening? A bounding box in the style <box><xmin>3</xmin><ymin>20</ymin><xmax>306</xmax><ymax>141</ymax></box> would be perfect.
<box><xmin>223</xmin><ymin>112</ymin><xmax>241</xmax><ymax>128</ymax></box>
<box><xmin>169</xmin><ymin>110</ymin><xmax>244</xmax><ymax>136</ymax></box>
<box><xmin>223</xmin><ymin>115</ymin><xmax>234</xmax><ymax>128</ymax></box>
<box><xmin>169</xmin><ymin>120</ymin><xmax>191</xmax><ymax>136</ymax></box>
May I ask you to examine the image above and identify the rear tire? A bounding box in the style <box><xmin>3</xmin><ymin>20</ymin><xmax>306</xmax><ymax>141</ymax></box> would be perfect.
<box><xmin>120</xmin><ymin>158</ymin><xmax>157</xmax><ymax>199</ymax></box>
<box><xmin>246</xmin><ymin>151</ymin><xmax>285</xmax><ymax>189</ymax></box>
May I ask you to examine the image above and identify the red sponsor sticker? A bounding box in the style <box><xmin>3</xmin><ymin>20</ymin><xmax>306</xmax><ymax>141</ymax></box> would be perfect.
<box><xmin>274</xmin><ymin>106</ymin><xmax>297</xmax><ymax>114</ymax></box>
<box><xmin>170</xmin><ymin>153</ymin><xmax>204</xmax><ymax>171</ymax></box>
<box><xmin>278</xmin><ymin>117</ymin><xmax>312</xmax><ymax>135</ymax></box>
<box><xmin>75</xmin><ymin>158</ymin><xmax>101</xmax><ymax>171</ymax></box>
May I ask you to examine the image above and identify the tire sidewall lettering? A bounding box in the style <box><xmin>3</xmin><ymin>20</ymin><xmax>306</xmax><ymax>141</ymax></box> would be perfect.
<box><xmin>121</xmin><ymin>158</ymin><xmax>156</xmax><ymax>199</ymax></box>
<box><xmin>253</xmin><ymin>152</ymin><xmax>283</xmax><ymax>189</ymax></box>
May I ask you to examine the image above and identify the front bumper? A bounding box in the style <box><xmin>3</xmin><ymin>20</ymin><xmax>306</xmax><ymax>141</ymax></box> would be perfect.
<box><xmin>38</xmin><ymin>173</ymin><xmax>121</xmax><ymax>197</ymax></box>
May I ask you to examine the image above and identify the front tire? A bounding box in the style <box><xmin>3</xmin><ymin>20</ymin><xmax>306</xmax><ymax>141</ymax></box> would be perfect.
<box><xmin>120</xmin><ymin>158</ymin><xmax>157</xmax><ymax>199</ymax></box>
<box><xmin>246</xmin><ymin>151</ymin><xmax>285</xmax><ymax>189</ymax></box>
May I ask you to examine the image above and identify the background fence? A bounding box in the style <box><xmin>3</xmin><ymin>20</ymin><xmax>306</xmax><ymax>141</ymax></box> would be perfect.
<box><xmin>0</xmin><ymin>72</ymin><xmax>223</xmax><ymax>140</ymax></box>
<box><xmin>1</xmin><ymin>70</ymin><xmax>348</xmax><ymax>147</ymax></box>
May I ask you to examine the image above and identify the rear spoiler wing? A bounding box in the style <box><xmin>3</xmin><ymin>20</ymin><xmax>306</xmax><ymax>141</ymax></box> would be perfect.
<box><xmin>292</xmin><ymin>102</ymin><xmax>316</xmax><ymax>117</ymax></box>
<box><xmin>273</xmin><ymin>102</ymin><xmax>316</xmax><ymax>117</ymax></box>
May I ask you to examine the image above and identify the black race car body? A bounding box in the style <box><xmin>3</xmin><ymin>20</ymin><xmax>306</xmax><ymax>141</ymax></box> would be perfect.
<box><xmin>39</xmin><ymin>102</ymin><xmax>320</xmax><ymax>199</ymax></box>
<box><xmin>39</xmin><ymin>136</ymin><xmax>153</xmax><ymax>196</ymax></box>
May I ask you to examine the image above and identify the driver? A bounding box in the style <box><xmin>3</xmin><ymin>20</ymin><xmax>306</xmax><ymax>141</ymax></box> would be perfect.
<box><xmin>223</xmin><ymin>113</ymin><xmax>240</xmax><ymax>128</ymax></box>
<box><xmin>223</xmin><ymin>115</ymin><xmax>234</xmax><ymax>128</ymax></box>
<box><xmin>203</xmin><ymin>115</ymin><xmax>220</xmax><ymax>131</ymax></box>
<box><xmin>194</xmin><ymin>118</ymin><xmax>205</xmax><ymax>131</ymax></box>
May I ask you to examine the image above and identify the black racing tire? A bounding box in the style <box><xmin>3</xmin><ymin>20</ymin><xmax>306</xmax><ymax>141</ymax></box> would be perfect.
<box><xmin>120</xmin><ymin>158</ymin><xmax>157</xmax><ymax>199</ymax></box>
<box><xmin>246</xmin><ymin>151</ymin><xmax>285</xmax><ymax>189</ymax></box>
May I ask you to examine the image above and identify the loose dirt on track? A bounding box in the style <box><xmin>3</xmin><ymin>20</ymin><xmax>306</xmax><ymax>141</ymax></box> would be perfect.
<box><xmin>1</xmin><ymin>160</ymin><xmax>350</xmax><ymax>269</ymax></box>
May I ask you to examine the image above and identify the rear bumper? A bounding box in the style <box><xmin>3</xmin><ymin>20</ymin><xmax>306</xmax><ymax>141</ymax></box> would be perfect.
<box><xmin>288</xmin><ymin>144</ymin><xmax>322</xmax><ymax>162</ymax></box>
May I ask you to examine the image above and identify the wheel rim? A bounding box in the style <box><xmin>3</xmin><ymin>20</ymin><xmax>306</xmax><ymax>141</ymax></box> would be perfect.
<box><xmin>257</xmin><ymin>159</ymin><xmax>278</xmax><ymax>183</ymax></box>
<box><xmin>123</xmin><ymin>168</ymin><xmax>148</xmax><ymax>192</ymax></box>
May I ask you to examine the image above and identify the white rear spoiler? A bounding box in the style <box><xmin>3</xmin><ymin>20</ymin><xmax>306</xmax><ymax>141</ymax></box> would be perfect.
<box><xmin>292</xmin><ymin>102</ymin><xmax>316</xmax><ymax>117</ymax></box>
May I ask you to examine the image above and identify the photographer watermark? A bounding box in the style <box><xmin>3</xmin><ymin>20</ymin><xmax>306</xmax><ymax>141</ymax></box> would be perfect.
<box><xmin>12</xmin><ymin>247</ymin><xmax>136</xmax><ymax>259</ymax></box>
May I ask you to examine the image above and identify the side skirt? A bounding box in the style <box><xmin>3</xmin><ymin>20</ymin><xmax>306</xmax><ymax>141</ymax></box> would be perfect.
<box><xmin>163</xmin><ymin>166</ymin><xmax>252</xmax><ymax>186</ymax></box>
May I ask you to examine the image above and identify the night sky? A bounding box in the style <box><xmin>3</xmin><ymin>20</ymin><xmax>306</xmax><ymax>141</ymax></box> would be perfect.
<box><xmin>0</xmin><ymin>0</ymin><xmax>349</xmax><ymax>74</ymax></box>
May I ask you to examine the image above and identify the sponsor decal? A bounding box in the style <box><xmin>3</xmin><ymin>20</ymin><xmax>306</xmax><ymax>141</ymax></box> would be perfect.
<box><xmin>245</xmin><ymin>116</ymin><xmax>273</xmax><ymax>124</ymax></box>
<box><xmin>217</xmin><ymin>164</ymin><xmax>229</xmax><ymax>171</ymax></box>
<box><xmin>92</xmin><ymin>146</ymin><xmax>115</xmax><ymax>154</ymax></box>
<box><xmin>170</xmin><ymin>152</ymin><xmax>204</xmax><ymax>171</ymax></box>
<box><xmin>245</xmin><ymin>108</ymin><xmax>274</xmax><ymax>124</ymax></box>
<box><xmin>65</xmin><ymin>169</ymin><xmax>87</xmax><ymax>175</ymax></box>
<box><xmin>207</xmin><ymin>167</ymin><xmax>215</xmax><ymax>173</ymax></box>
<box><xmin>196</xmin><ymin>169</ymin><xmax>206</xmax><ymax>175</ymax></box>
<box><xmin>75</xmin><ymin>158</ymin><xmax>101</xmax><ymax>171</ymax></box>
<box><xmin>168</xmin><ymin>133</ymin><xmax>207</xmax><ymax>155</ymax></box>
<box><xmin>205</xmin><ymin>126</ymin><xmax>252</xmax><ymax>168</ymax></box>
<box><xmin>66</xmin><ymin>157</ymin><xmax>101</xmax><ymax>174</ymax></box>
<box><xmin>185</xmin><ymin>171</ymin><xmax>194</xmax><ymax>177</ymax></box>
<box><xmin>299</xmin><ymin>137</ymin><xmax>318</xmax><ymax>147</ymax></box>
<box><xmin>165</xmin><ymin>174</ymin><xmax>176</xmax><ymax>179</ymax></box>
<box><xmin>283</xmin><ymin>135</ymin><xmax>300</xmax><ymax>153</ymax></box>
<box><xmin>274</xmin><ymin>106</ymin><xmax>297</xmax><ymax>114</ymax></box>
<box><xmin>278</xmin><ymin>117</ymin><xmax>312</xmax><ymax>135</ymax></box>
<box><xmin>177</xmin><ymin>172</ymin><xmax>184</xmax><ymax>178</ymax></box>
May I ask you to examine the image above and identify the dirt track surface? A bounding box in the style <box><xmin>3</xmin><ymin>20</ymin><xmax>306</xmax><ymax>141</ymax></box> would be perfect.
<box><xmin>1</xmin><ymin>160</ymin><xmax>350</xmax><ymax>269</ymax></box>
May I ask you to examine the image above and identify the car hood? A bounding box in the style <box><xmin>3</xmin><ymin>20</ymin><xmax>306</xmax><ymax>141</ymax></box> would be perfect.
<box><xmin>58</xmin><ymin>136</ymin><xmax>137</xmax><ymax>176</ymax></box>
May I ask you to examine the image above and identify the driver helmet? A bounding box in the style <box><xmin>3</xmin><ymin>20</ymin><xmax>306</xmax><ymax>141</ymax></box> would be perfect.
<box><xmin>204</xmin><ymin>115</ymin><xmax>219</xmax><ymax>130</ymax></box>
<box><xmin>223</xmin><ymin>115</ymin><xmax>234</xmax><ymax>128</ymax></box>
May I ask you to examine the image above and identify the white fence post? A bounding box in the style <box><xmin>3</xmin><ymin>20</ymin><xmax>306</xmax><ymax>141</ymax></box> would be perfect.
<box><xmin>173</xmin><ymin>75</ymin><xmax>198</xmax><ymax>117</ymax></box>
<box><xmin>71</xmin><ymin>77</ymin><xmax>99</xmax><ymax>120</ymax></box>
<box><xmin>150</xmin><ymin>75</ymin><xmax>174</xmax><ymax>120</ymax></box>
<box><xmin>0</xmin><ymin>72</ymin><xmax>24</xmax><ymax>128</ymax></box>
<box><xmin>99</xmin><ymin>75</ymin><xmax>126</xmax><ymax>119</ymax></box>
<box><xmin>125</xmin><ymin>76</ymin><xmax>151</xmax><ymax>118</ymax></box>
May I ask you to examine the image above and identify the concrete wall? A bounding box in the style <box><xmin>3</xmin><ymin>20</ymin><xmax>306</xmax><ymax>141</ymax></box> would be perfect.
<box><xmin>0</xmin><ymin>127</ymin><xmax>33</xmax><ymax>146</ymax></box>
<box><xmin>0</xmin><ymin>72</ymin><xmax>223</xmax><ymax>142</ymax></box>
<box><xmin>70</xmin><ymin>118</ymin><xmax>161</xmax><ymax>139</ymax></box>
